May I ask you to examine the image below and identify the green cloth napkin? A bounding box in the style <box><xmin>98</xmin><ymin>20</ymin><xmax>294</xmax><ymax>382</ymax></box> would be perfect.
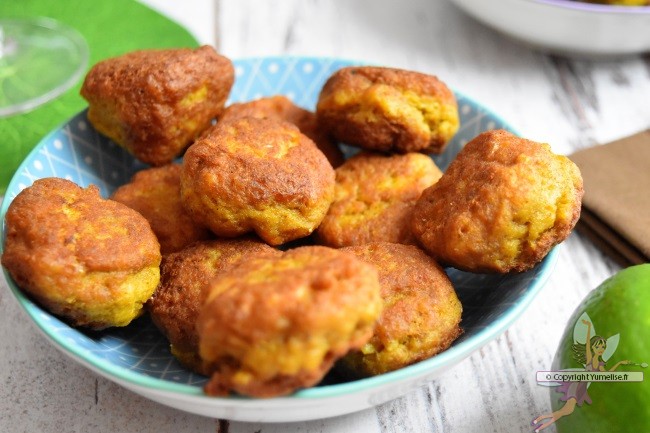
<box><xmin>0</xmin><ymin>0</ymin><xmax>199</xmax><ymax>194</ymax></box>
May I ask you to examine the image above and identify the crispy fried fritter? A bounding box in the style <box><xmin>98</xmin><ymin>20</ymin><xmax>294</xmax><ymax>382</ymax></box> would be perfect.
<box><xmin>197</xmin><ymin>246</ymin><xmax>382</xmax><ymax>397</ymax></box>
<box><xmin>81</xmin><ymin>46</ymin><xmax>234</xmax><ymax>166</ymax></box>
<box><xmin>316</xmin><ymin>66</ymin><xmax>459</xmax><ymax>154</ymax></box>
<box><xmin>340</xmin><ymin>242</ymin><xmax>462</xmax><ymax>376</ymax></box>
<box><xmin>317</xmin><ymin>151</ymin><xmax>442</xmax><ymax>247</ymax></box>
<box><xmin>111</xmin><ymin>164</ymin><xmax>212</xmax><ymax>255</ymax></box>
<box><xmin>412</xmin><ymin>130</ymin><xmax>584</xmax><ymax>273</ymax></box>
<box><xmin>180</xmin><ymin>117</ymin><xmax>335</xmax><ymax>245</ymax></box>
<box><xmin>147</xmin><ymin>238</ymin><xmax>279</xmax><ymax>375</ymax></box>
<box><xmin>1</xmin><ymin>177</ymin><xmax>161</xmax><ymax>329</ymax></box>
<box><xmin>218</xmin><ymin>95</ymin><xmax>344</xmax><ymax>167</ymax></box>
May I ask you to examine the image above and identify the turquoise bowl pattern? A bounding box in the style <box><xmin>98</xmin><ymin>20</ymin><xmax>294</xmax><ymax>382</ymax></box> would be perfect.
<box><xmin>0</xmin><ymin>57</ymin><xmax>556</xmax><ymax>404</ymax></box>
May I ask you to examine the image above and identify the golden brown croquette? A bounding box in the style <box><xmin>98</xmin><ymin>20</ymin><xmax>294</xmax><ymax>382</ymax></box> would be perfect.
<box><xmin>316</xmin><ymin>66</ymin><xmax>459</xmax><ymax>154</ymax></box>
<box><xmin>412</xmin><ymin>130</ymin><xmax>583</xmax><ymax>273</ymax></box>
<box><xmin>81</xmin><ymin>46</ymin><xmax>234</xmax><ymax>166</ymax></box>
<box><xmin>197</xmin><ymin>245</ymin><xmax>382</xmax><ymax>397</ymax></box>
<box><xmin>1</xmin><ymin>177</ymin><xmax>161</xmax><ymax>329</ymax></box>
<box><xmin>180</xmin><ymin>117</ymin><xmax>335</xmax><ymax>245</ymax></box>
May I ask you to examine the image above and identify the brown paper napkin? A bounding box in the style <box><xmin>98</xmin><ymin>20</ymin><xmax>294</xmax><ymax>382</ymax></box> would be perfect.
<box><xmin>569</xmin><ymin>130</ymin><xmax>650</xmax><ymax>266</ymax></box>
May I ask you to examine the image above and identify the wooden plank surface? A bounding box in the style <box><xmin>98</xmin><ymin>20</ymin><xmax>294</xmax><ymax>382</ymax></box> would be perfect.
<box><xmin>1</xmin><ymin>0</ymin><xmax>647</xmax><ymax>432</ymax></box>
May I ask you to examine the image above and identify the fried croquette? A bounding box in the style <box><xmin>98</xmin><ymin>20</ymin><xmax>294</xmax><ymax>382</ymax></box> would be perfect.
<box><xmin>218</xmin><ymin>95</ymin><xmax>344</xmax><ymax>167</ymax></box>
<box><xmin>317</xmin><ymin>151</ymin><xmax>442</xmax><ymax>247</ymax></box>
<box><xmin>412</xmin><ymin>130</ymin><xmax>584</xmax><ymax>273</ymax></box>
<box><xmin>81</xmin><ymin>45</ymin><xmax>234</xmax><ymax>166</ymax></box>
<box><xmin>340</xmin><ymin>242</ymin><xmax>462</xmax><ymax>376</ymax></box>
<box><xmin>147</xmin><ymin>238</ymin><xmax>279</xmax><ymax>375</ymax></box>
<box><xmin>111</xmin><ymin>164</ymin><xmax>212</xmax><ymax>255</ymax></box>
<box><xmin>197</xmin><ymin>246</ymin><xmax>382</xmax><ymax>397</ymax></box>
<box><xmin>181</xmin><ymin>117</ymin><xmax>336</xmax><ymax>245</ymax></box>
<box><xmin>316</xmin><ymin>66</ymin><xmax>460</xmax><ymax>154</ymax></box>
<box><xmin>1</xmin><ymin>177</ymin><xmax>161</xmax><ymax>329</ymax></box>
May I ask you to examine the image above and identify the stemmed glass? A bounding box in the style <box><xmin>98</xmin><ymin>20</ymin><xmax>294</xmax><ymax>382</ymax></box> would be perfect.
<box><xmin>0</xmin><ymin>17</ymin><xmax>88</xmax><ymax>117</ymax></box>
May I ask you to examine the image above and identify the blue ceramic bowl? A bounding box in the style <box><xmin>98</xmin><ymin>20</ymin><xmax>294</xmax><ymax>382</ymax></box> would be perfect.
<box><xmin>0</xmin><ymin>56</ymin><xmax>557</xmax><ymax>422</ymax></box>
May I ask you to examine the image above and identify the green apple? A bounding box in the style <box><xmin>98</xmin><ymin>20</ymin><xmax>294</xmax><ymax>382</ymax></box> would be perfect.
<box><xmin>550</xmin><ymin>264</ymin><xmax>650</xmax><ymax>433</ymax></box>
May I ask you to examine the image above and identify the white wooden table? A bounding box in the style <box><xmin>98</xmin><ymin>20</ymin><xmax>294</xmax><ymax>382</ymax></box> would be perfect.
<box><xmin>1</xmin><ymin>0</ymin><xmax>647</xmax><ymax>431</ymax></box>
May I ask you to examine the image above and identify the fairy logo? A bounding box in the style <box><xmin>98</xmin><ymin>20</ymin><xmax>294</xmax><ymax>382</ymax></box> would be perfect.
<box><xmin>532</xmin><ymin>312</ymin><xmax>646</xmax><ymax>432</ymax></box>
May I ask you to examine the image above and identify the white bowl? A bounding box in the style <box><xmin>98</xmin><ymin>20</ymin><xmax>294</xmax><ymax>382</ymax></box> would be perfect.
<box><xmin>449</xmin><ymin>0</ymin><xmax>650</xmax><ymax>56</ymax></box>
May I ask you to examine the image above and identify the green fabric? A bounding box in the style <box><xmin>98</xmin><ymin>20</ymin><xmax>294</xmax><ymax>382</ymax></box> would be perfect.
<box><xmin>0</xmin><ymin>0</ymin><xmax>199</xmax><ymax>194</ymax></box>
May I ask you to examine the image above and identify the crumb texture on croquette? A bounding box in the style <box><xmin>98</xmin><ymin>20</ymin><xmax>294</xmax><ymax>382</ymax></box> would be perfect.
<box><xmin>197</xmin><ymin>246</ymin><xmax>382</xmax><ymax>397</ymax></box>
<box><xmin>1</xmin><ymin>177</ymin><xmax>161</xmax><ymax>329</ymax></box>
<box><xmin>218</xmin><ymin>95</ymin><xmax>344</xmax><ymax>167</ymax></box>
<box><xmin>181</xmin><ymin>117</ymin><xmax>335</xmax><ymax>245</ymax></box>
<box><xmin>111</xmin><ymin>164</ymin><xmax>212</xmax><ymax>255</ymax></box>
<box><xmin>412</xmin><ymin>130</ymin><xmax>583</xmax><ymax>273</ymax></box>
<box><xmin>317</xmin><ymin>151</ymin><xmax>442</xmax><ymax>247</ymax></box>
<box><xmin>147</xmin><ymin>238</ymin><xmax>279</xmax><ymax>375</ymax></box>
<box><xmin>316</xmin><ymin>66</ymin><xmax>460</xmax><ymax>154</ymax></box>
<box><xmin>340</xmin><ymin>243</ymin><xmax>462</xmax><ymax>376</ymax></box>
<box><xmin>81</xmin><ymin>45</ymin><xmax>234</xmax><ymax>166</ymax></box>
